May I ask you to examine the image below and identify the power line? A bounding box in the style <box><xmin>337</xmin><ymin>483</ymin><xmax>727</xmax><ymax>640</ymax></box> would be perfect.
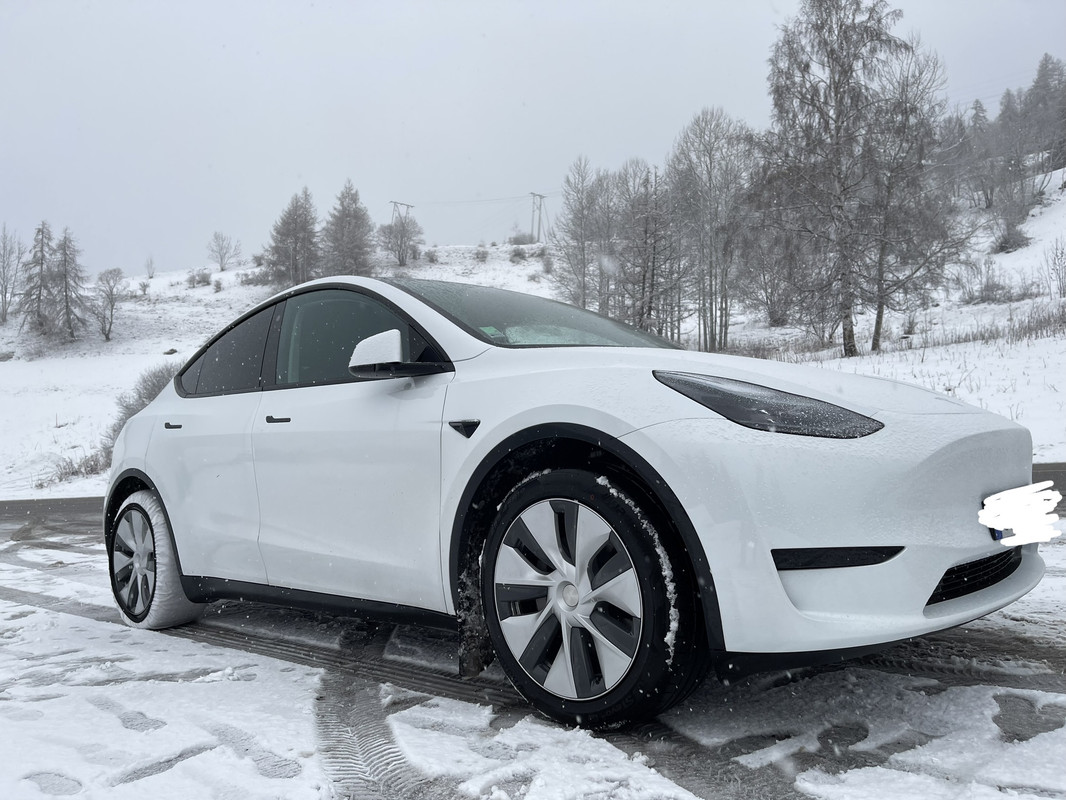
<box><xmin>407</xmin><ymin>190</ymin><xmax>562</xmax><ymax>208</ymax></box>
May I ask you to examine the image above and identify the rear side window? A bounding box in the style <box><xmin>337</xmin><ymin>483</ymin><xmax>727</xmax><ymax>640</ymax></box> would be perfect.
<box><xmin>182</xmin><ymin>305</ymin><xmax>275</xmax><ymax>396</ymax></box>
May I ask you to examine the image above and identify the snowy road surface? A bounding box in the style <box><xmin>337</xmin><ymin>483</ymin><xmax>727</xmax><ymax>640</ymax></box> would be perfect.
<box><xmin>1</xmin><ymin>498</ymin><xmax>1064</xmax><ymax>799</ymax></box>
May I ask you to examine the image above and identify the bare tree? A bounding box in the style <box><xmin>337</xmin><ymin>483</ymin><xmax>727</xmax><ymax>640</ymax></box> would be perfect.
<box><xmin>0</xmin><ymin>224</ymin><xmax>25</xmax><ymax>325</ymax></box>
<box><xmin>207</xmin><ymin>231</ymin><xmax>241</xmax><ymax>271</ymax></box>
<box><xmin>667</xmin><ymin>108</ymin><xmax>753</xmax><ymax>350</ymax></box>
<box><xmin>860</xmin><ymin>40</ymin><xmax>975</xmax><ymax>350</ymax></box>
<box><xmin>551</xmin><ymin>156</ymin><xmax>600</xmax><ymax>309</ymax></box>
<box><xmin>612</xmin><ymin>159</ymin><xmax>684</xmax><ymax>336</ymax></box>
<box><xmin>90</xmin><ymin>267</ymin><xmax>126</xmax><ymax>341</ymax></box>
<box><xmin>377</xmin><ymin>210</ymin><xmax>424</xmax><ymax>267</ymax></box>
<box><xmin>765</xmin><ymin>0</ymin><xmax>909</xmax><ymax>356</ymax></box>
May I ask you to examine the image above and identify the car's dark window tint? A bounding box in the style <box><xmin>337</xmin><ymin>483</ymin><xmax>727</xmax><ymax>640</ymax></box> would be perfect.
<box><xmin>275</xmin><ymin>290</ymin><xmax>412</xmax><ymax>386</ymax></box>
<box><xmin>179</xmin><ymin>354</ymin><xmax>204</xmax><ymax>395</ymax></box>
<box><xmin>193</xmin><ymin>306</ymin><xmax>274</xmax><ymax>395</ymax></box>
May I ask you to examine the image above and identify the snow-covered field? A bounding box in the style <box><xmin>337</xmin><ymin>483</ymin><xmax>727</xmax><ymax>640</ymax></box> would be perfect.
<box><xmin>1</xmin><ymin>510</ymin><xmax>1064</xmax><ymax>799</ymax></box>
<box><xmin>2</xmin><ymin>178</ymin><xmax>1065</xmax><ymax>499</ymax></box>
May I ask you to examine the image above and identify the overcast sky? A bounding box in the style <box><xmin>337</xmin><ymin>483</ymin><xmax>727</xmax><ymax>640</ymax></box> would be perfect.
<box><xmin>1</xmin><ymin>0</ymin><xmax>1063</xmax><ymax>276</ymax></box>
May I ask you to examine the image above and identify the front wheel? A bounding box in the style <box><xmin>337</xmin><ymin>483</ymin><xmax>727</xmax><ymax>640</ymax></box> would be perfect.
<box><xmin>107</xmin><ymin>490</ymin><xmax>204</xmax><ymax>629</ymax></box>
<box><xmin>481</xmin><ymin>469</ymin><xmax>705</xmax><ymax>727</ymax></box>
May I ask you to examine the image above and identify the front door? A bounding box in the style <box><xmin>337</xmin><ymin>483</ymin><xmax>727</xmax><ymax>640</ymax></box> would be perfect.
<box><xmin>252</xmin><ymin>288</ymin><xmax>452</xmax><ymax>611</ymax></box>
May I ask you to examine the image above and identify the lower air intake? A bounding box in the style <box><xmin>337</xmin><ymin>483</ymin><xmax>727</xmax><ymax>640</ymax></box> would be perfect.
<box><xmin>926</xmin><ymin>547</ymin><xmax>1022</xmax><ymax>606</ymax></box>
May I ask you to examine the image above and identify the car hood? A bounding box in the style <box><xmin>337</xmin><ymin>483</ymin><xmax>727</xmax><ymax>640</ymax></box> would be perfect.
<box><xmin>471</xmin><ymin>346</ymin><xmax>980</xmax><ymax>417</ymax></box>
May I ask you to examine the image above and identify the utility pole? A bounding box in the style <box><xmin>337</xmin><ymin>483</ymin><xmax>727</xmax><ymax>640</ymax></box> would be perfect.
<box><xmin>389</xmin><ymin>201</ymin><xmax>414</xmax><ymax>227</ymax></box>
<box><xmin>530</xmin><ymin>193</ymin><xmax>545</xmax><ymax>242</ymax></box>
<box><xmin>388</xmin><ymin>201</ymin><xmax>415</xmax><ymax>266</ymax></box>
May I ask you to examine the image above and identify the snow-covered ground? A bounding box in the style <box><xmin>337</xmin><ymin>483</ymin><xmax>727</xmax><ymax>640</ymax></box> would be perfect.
<box><xmin>1</xmin><ymin>510</ymin><xmax>1063</xmax><ymax>799</ymax></box>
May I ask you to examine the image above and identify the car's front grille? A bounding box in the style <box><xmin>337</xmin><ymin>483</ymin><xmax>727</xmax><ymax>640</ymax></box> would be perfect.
<box><xmin>926</xmin><ymin>547</ymin><xmax>1022</xmax><ymax>606</ymax></box>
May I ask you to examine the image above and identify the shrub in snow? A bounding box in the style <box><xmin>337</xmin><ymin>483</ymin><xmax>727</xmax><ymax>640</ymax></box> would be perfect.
<box><xmin>994</xmin><ymin>224</ymin><xmax>1031</xmax><ymax>254</ymax></box>
<box><xmin>1043</xmin><ymin>237</ymin><xmax>1066</xmax><ymax>299</ymax></box>
<box><xmin>186</xmin><ymin>267</ymin><xmax>211</xmax><ymax>288</ymax></box>
<box><xmin>474</xmin><ymin>248</ymin><xmax>489</xmax><ymax>263</ymax></box>
<box><xmin>44</xmin><ymin>362</ymin><xmax>180</xmax><ymax>487</ymax></box>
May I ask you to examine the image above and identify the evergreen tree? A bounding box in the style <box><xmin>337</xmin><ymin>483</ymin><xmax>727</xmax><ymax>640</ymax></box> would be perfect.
<box><xmin>265</xmin><ymin>188</ymin><xmax>319</xmax><ymax>287</ymax></box>
<box><xmin>321</xmin><ymin>180</ymin><xmax>374</xmax><ymax>277</ymax></box>
<box><xmin>18</xmin><ymin>221</ymin><xmax>55</xmax><ymax>333</ymax></box>
<box><xmin>52</xmin><ymin>227</ymin><xmax>89</xmax><ymax>340</ymax></box>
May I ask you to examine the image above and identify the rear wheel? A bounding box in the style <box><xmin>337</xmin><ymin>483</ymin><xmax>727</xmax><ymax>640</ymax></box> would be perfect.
<box><xmin>481</xmin><ymin>469</ymin><xmax>705</xmax><ymax>727</ymax></box>
<box><xmin>108</xmin><ymin>490</ymin><xmax>204</xmax><ymax>629</ymax></box>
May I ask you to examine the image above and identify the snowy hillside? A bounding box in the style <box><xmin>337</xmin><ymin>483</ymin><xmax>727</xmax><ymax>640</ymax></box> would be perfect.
<box><xmin>1</xmin><ymin>179</ymin><xmax>1065</xmax><ymax>500</ymax></box>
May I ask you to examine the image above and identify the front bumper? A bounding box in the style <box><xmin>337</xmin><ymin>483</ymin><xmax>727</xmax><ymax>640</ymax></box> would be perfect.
<box><xmin>619</xmin><ymin>409</ymin><xmax>1044</xmax><ymax>655</ymax></box>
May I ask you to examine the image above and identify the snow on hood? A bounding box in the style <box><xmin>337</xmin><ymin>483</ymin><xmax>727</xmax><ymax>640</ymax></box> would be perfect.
<box><xmin>478</xmin><ymin>346</ymin><xmax>980</xmax><ymax>417</ymax></box>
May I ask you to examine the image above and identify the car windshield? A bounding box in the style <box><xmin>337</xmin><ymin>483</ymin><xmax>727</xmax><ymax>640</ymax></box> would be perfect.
<box><xmin>387</xmin><ymin>278</ymin><xmax>676</xmax><ymax>349</ymax></box>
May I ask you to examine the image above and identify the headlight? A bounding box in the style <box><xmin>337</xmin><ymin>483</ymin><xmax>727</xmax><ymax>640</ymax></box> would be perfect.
<box><xmin>654</xmin><ymin>371</ymin><xmax>884</xmax><ymax>439</ymax></box>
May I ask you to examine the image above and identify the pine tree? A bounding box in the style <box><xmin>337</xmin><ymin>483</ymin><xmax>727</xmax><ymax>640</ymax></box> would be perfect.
<box><xmin>321</xmin><ymin>180</ymin><xmax>374</xmax><ymax>277</ymax></box>
<box><xmin>18</xmin><ymin>221</ymin><xmax>55</xmax><ymax>333</ymax></box>
<box><xmin>265</xmin><ymin>188</ymin><xmax>319</xmax><ymax>287</ymax></box>
<box><xmin>51</xmin><ymin>227</ymin><xmax>89</xmax><ymax>340</ymax></box>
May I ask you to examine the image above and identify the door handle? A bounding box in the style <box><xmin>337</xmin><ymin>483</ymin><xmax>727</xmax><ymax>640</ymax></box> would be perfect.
<box><xmin>164</xmin><ymin>422</ymin><xmax>182</xmax><ymax>430</ymax></box>
<box><xmin>265</xmin><ymin>415</ymin><xmax>291</xmax><ymax>424</ymax></box>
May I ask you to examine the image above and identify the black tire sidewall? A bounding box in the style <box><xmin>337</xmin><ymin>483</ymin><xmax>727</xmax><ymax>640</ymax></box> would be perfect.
<box><xmin>481</xmin><ymin>469</ymin><xmax>679</xmax><ymax>726</ymax></box>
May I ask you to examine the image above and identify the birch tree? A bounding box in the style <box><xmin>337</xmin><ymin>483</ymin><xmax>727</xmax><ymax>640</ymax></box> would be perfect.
<box><xmin>765</xmin><ymin>0</ymin><xmax>908</xmax><ymax>356</ymax></box>
<box><xmin>0</xmin><ymin>224</ymin><xmax>25</xmax><ymax>325</ymax></box>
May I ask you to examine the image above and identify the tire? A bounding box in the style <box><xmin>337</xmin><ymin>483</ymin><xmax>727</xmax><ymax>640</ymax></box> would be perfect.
<box><xmin>107</xmin><ymin>490</ymin><xmax>204</xmax><ymax>629</ymax></box>
<box><xmin>481</xmin><ymin>469</ymin><xmax>705</xmax><ymax>728</ymax></box>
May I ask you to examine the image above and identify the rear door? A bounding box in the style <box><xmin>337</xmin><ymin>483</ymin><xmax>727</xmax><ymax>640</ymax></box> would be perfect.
<box><xmin>147</xmin><ymin>304</ymin><xmax>276</xmax><ymax>583</ymax></box>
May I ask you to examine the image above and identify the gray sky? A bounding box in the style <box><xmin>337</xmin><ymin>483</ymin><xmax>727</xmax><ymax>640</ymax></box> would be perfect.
<box><xmin>1</xmin><ymin>0</ymin><xmax>1063</xmax><ymax>276</ymax></box>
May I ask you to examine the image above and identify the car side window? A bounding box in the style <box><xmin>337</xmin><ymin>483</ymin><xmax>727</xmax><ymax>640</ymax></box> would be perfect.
<box><xmin>181</xmin><ymin>305</ymin><xmax>275</xmax><ymax>396</ymax></box>
<box><xmin>275</xmin><ymin>289</ymin><xmax>420</xmax><ymax>387</ymax></box>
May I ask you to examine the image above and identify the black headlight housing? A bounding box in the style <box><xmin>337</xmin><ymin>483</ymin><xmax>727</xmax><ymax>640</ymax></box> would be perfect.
<box><xmin>654</xmin><ymin>371</ymin><xmax>884</xmax><ymax>439</ymax></box>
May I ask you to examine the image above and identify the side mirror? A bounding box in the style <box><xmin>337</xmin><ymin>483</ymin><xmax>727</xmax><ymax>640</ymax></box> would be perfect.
<box><xmin>349</xmin><ymin>329</ymin><xmax>403</xmax><ymax>373</ymax></box>
<box><xmin>348</xmin><ymin>329</ymin><xmax>449</xmax><ymax>380</ymax></box>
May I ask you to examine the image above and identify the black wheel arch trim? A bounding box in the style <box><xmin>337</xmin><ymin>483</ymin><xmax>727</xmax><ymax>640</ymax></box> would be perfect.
<box><xmin>448</xmin><ymin>422</ymin><xmax>726</xmax><ymax>653</ymax></box>
<box><xmin>104</xmin><ymin>469</ymin><xmax>187</xmax><ymax>579</ymax></box>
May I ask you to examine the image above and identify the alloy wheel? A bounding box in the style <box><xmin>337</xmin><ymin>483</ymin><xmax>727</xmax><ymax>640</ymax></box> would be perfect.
<box><xmin>491</xmin><ymin>498</ymin><xmax>643</xmax><ymax>700</ymax></box>
<box><xmin>111</xmin><ymin>506</ymin><xmax>157</xmax><ymax>618</ymax></box>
